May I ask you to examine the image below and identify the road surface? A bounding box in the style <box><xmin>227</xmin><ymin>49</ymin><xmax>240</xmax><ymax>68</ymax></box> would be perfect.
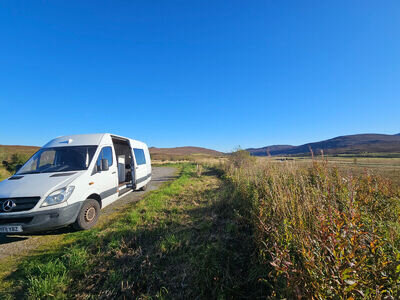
<box><xmin>0</xmin><ymin>166</ymin><xmax>177</xmax><ymax>261</ymax></box>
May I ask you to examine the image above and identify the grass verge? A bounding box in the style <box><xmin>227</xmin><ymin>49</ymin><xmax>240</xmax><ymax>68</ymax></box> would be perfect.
<box><xmin>1</xmin><ymin>163</ymin><xmax>256</xmax><ymax>299</ymax></box>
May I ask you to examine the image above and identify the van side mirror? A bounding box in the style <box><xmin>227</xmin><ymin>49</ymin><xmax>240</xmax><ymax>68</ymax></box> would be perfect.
<box><xmin>101</xmin><ymin>159</ymin><xmax>109</xmax><ymax>171</ymax></box>
<box><xmin>14</xmin><ymin>164</ymin><xmax>22</xmax><ymax>173</ymax></box>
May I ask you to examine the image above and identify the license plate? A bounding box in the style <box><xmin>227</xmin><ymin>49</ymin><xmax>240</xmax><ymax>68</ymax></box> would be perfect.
<box><xmin>0</xmin><ymin>225</ymin><xmax>23</xmax><ymax>233</ymax></box>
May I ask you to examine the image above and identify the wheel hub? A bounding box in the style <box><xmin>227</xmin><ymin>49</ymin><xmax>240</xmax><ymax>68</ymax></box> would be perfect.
<box><xmin>85</xmin><ymin>207</ymin><xmax>96</xmax><ymax>222</ymax></box>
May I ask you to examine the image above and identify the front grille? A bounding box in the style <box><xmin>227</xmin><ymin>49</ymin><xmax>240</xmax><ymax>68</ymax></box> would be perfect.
<box><xmin>0</xmin><ymin>197</ymin><xmax>40</xmax><ymax>213</ymax></box>
<box><xmin>0</xmin><ymin>217</ymin><xmax>33</xmax><ymax>225</ymax></box>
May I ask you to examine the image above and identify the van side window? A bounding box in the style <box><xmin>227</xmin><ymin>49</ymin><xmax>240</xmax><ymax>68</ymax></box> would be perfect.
<box><xmin>96</xmin><ymin>147</ymin><xmax>113</xmax><ymax>170</ymax></box>
<box><xmin>133</xmin><ymin>148</ymin><xmax>146</xmax><ymax>165</ymax></box>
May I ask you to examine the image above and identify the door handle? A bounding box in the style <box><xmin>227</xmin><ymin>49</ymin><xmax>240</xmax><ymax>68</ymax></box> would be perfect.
<box><xmin>112</xmin><ymin>171</ymin><xmax>116</xmax><ymax>174</ymax></box>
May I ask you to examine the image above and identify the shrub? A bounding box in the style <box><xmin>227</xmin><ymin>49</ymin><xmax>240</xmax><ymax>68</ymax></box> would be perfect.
<box><xmin>2</xmin><ymin>153</ymin><xmax>29</xmax><ymax>173</ymax></box>
<box><xmin>228</xmin><ymin>149</ymin><xmax>255</xmax><ymax>169</ymax></box>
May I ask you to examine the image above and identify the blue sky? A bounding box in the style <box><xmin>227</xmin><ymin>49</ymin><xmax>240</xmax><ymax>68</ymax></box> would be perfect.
<box><xmin>0</xmin><ymin>1</ymin><xmax>399</xmax><ymax>152</ymax></box>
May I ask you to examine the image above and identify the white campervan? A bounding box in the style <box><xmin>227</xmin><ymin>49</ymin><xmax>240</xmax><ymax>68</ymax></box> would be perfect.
<box><xmin>0</xmin><ymin>134</ymin><xmax>152</xmax><ymax>233</ymax></box>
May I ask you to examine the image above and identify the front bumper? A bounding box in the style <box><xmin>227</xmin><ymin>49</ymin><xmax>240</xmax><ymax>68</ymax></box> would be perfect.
<box><xmin>0</xmin><ymin>202</ymin><xmax>82</xmax><ymax>233</ymax></box>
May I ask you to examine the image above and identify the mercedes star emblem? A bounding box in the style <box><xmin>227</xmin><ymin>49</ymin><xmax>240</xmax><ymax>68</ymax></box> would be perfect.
<box><xmin>2</xmin><ymin>200</ymin><xmax>16</xmax><ymax>212</ymax></box>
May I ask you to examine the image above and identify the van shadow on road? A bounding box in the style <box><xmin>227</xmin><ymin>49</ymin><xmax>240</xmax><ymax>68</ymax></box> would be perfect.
<box><xmin>0</xmin><ymin>226</ymin><xmax>75</xmax><ymax>244</ymax></box>
<box><xmin>0</xmin><ymin>235</ymin><xmax>29</xmax><ymax>245</ymax></box>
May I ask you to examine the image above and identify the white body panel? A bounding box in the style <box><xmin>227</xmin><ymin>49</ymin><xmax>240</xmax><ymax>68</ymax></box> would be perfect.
<box><xmin>0</xmin><ymin>133</ymin><xmax>152</xmax><ymax>230</ymax></box>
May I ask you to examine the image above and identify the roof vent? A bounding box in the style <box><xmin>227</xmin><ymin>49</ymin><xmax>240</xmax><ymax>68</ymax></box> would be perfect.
<box><xmin>60</xmin><ymin>139</ymin><xmax>73</xmax><ymax>144</ymax></box>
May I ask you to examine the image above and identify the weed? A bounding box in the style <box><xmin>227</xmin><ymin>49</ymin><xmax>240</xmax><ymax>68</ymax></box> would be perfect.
<box><xmin>224</xmin><ymin>152</ymin><xmax>400</xmax><ymax>299</ymax></box>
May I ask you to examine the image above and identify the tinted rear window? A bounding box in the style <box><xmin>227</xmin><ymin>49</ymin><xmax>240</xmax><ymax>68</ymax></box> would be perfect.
<box><xmin>133</xmin><ymin>148</ymin><xmax>146</xmax><ymax>165</ymax></box>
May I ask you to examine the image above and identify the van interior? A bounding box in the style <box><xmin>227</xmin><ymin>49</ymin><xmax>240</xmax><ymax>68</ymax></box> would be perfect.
<box><xmin>111</xmin><ymin>137</ymin><xmax>134</xmax><ymax>190</ymax></box>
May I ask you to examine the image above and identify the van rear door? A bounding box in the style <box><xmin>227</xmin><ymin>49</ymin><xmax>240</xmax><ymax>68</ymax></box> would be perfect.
<box><xmin>132</xmin><ymin>148</ymin><xmax>148</xmax><ymax>186</ymax></box>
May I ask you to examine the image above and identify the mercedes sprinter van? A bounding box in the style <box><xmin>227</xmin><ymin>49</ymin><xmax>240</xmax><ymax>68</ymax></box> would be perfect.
<box><xmin>0</xmin><ymin>133</ymin><xmax>151</xmax><ymax>233</ymax></box>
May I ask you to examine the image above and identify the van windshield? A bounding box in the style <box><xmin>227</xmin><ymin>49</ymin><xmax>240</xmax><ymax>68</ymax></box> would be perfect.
<box><xmin>17</xmin><ymin>146</ymin><xmax>98</xmax><ymax>175</ymax></box>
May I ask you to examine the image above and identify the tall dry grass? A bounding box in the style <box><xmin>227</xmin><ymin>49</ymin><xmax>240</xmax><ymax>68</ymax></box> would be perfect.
<box><xmin>225</xmin><ymin>152</ymin><xmax>400</xmax><ymax>299</ymax></box>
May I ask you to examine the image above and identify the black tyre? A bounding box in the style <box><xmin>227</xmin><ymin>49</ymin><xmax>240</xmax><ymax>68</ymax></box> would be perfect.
<box><xmin>73</xmin><ymin>199</ymin><xmax>100</xmax><ymax>230</ymax></box>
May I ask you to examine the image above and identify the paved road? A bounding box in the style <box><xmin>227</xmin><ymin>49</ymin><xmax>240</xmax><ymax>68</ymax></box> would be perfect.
<box><xmin>0</xmin><ymin>167</ymin><xmax>177</xmax><ymax>261</ymax></box>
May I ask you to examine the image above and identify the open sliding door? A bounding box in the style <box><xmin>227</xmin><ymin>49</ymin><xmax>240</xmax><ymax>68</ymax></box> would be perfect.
<box><xmin>132</xmin><ymin>148</ymin><xmax>148</xmax><ymax>188</ymax></box>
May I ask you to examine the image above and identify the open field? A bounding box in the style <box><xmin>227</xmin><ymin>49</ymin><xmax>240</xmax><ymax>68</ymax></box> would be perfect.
<box><xmin>152</xmin><ymin>154</ymin><xmax>400</xmax><ymax>185</ymax></box>
<box><xmin>257</xmin><ymin>155</ymin><xmax>400</xmax><ymax>185</ymax></box>
<box><xmin>150</xmin><ymin>152</ymin><xmax>226</xmax><ymax>163</ymax></box>
<box><xmin>152</xmin><ymin>155</ymin><xmax>226</xmax><ymax>166</ymax></box>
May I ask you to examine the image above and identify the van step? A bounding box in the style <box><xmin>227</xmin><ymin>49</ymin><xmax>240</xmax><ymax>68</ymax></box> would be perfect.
<box><xmin>118</xmin><ymin>187</ymin><xmax>131</xmax><ymax>196</ymax></box>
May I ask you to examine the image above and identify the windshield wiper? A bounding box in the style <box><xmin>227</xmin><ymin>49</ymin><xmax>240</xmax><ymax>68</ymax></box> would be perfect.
<box><xmin>17</xmin><ymin>171</ymin><xmax>41</xmax><ymax>175</ymax></box>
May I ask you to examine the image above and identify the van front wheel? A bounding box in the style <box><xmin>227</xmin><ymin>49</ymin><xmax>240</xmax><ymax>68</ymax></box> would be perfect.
<box><xmin>73</xmin><ymin>199</ymin><xmax>100</xmax><ymax>230</ymax></box>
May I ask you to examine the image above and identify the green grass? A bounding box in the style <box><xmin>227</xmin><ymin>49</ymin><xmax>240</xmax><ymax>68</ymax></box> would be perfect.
<box><xmin>1</xmin><ymin>163</ymin><xmax>255</xmax><ymax>299</ymax></box>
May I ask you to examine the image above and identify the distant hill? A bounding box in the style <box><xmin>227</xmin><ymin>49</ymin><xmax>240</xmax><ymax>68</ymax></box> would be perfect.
<box><xmin>149</xmin><ymin>146</ymin><xmax>224</xmax><ymax>161</ymax></box>
<box><xmin>246</xmin><ymin>145</ymin><xmax>296</xmax><ymax>156</ymax></box>
<box><xmin>149</xmin><ymin>146</ymin><xmax>223</xmax><ymax>156</ymax></box>
<box><xmin>0</xmin><ymin>145</ymin><xmax>39</xmax><ymax>161</ymax></box>
<box><xmin>247</xmin><ymin>134</ymin><xmax>400</xmax><ymax>156</ymax></box>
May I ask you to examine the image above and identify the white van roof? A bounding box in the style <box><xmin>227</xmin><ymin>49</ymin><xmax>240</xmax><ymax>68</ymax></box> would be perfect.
<box><xmin>43</xmin><ymin>134</ymin><xmax>106</xmax><ymax>148</ymax></box>
<box><xmin>43</xmin><ymin>134</ymin><xmax>147</xmax><ymax>149</ymax></box>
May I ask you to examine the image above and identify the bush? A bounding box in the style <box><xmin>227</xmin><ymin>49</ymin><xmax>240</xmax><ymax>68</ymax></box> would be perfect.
<box><xmin>2</xmin><ymin>153</ymin><xmax>29</xmax><ymax>173</ymax></box>
<box><xmin>228</xmin><ymin>149</ymin><xmax>255</xmax><ymax>168</ymax></box>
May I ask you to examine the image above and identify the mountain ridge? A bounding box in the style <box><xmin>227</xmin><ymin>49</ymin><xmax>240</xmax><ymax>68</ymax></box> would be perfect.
<box><xmin>149</xmin><ymin>146</ymin><xmax>223</xmax><ymax>156</ymax></box>
<box><xmin>247</xmin><ymin>133</ymin><xmax>400</xmax><ymax>156</ymax></box>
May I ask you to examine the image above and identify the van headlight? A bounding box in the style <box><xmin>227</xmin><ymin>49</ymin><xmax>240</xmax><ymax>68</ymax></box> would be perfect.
<box><xmin>41</xmin><ymin>186</ymin><xmax>75</xmax><ymax>207</ymax></box>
